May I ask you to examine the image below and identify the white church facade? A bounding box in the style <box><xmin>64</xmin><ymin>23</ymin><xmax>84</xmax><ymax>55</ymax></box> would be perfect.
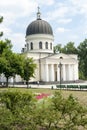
<box><xmin>0</xmin><ymin>8</ymin><xmax>79</xmax><ymax>84</ymax></box>
<box><xmin>21</xmin><ymin>8</ymin><xmax>79</xmax><ymax>83</ymax></box>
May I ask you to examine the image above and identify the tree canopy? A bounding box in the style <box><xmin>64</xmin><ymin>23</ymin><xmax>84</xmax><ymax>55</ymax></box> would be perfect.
<box><xmin>21</xmin><ymin>58</ymin><xmax>37</xmax><ymax>88</ymax></box>
<box><xmin>77</xmin><ymin>39</ymin><xmax>87</xmax><ymax>79</ymax></box>
<box><xmin>0</xmin><ymin>16</ymin><xmax>3</xmax><ymax>37</ymax></box>
<box><xmin>62</xmin><ymin>42</ymin><xmax>78</xmax><ymax>54</ymax></box>
<box><xmin>53</xmin><ymin>42</ymin><xmax>78</xmax><ymax>54</ymax></box>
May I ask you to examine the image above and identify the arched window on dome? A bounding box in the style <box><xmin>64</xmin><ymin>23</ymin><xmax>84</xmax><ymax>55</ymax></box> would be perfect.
<box><xmin>30</xmin><ymin>42</ymin><xmax>33</xmax><ymax>50</ymax></box>
<box><xmin>27</xmin><ymin>43</ymin><xmax>29</xmax><ymax>51</ymax></box>
<box><xmin>45</xmin><ymin>42</ymin><xmax>48</xmax><ymax>49</ymax></box>
<box><xmin>39</xmin><ymin>41</ymin><xmax>42</xmax><ymax>49</ymax></box>
<box><xmin>50</xmin><ymin>43</ymin><xmax>52</xmax><ymax>50</ymax></box>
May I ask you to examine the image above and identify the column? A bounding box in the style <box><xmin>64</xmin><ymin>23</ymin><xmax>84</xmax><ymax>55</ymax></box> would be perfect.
<box><xmin>45</xmin><ymin>64</ymin><xmax>49</xmax><ymax>82</ymax></box>
<box><xmin>68</xmin><ymin>64</ymin><xmax>72</xmax><ymax>81</ymax></box>
<box><xmin>57</xmin><ymin>65</ymin><xmax>60</xmax><ymax>81</ymax></box>
<box><xmin>41</xmin><ymin>64</ymin><xmax>44</xmax><ymax>81</ymax></box>
<box><xmin>74</xmin><ymin>64</ymin><xmax>78</xmax><ymax>80</ymax></box>
<box><xmin>68</xmin><ymin>64</ymin><xmax>70</xmax><ymax>80</ymax></box>
<box><xmin>50</xmin><ymin>64</ymin><xmax>54</xmax><ymax>81</ymax></box>
<box><xmin>62</xmin><ymin>64</ymin><xmax>66</xmax><ymax>81</ymax></box>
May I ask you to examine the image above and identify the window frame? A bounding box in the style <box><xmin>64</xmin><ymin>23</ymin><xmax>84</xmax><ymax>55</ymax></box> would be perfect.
<box><xmin>39</xmin><ymin>41</ymin><xmax>42</xmax><ymax>49</ymax></box>
<box><xmin>45</xmin><ymin>42</ymin><xmax>48</xmax><ymax>49</ymax></box>
<box><xmin>30</xmin><ymin>42</ymin><xmax>33</xmax><ymax>50</ymax></box>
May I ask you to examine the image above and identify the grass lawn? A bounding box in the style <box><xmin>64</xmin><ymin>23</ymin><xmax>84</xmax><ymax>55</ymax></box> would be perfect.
<box><xmin>0</xmin><ymin>87</ymin><xmax>87</xmax><ymax>105</ymax></box>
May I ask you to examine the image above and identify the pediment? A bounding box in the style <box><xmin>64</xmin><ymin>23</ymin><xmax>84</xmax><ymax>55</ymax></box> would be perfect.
<box><xmin>47</xmin><ymin>53</ymin><xmax>77</xmax><ymax>60</ymax></box>
<box><xmin>40</xmin><ymin>53</ymin><xmax>78</xmax><ymax>64</ymax></box>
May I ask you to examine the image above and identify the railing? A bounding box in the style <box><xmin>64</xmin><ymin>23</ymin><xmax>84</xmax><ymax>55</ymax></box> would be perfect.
<box><xmin>56</xmin><ymin>84</ymin><xmax>87</xmax><ymax>90</ymax></box>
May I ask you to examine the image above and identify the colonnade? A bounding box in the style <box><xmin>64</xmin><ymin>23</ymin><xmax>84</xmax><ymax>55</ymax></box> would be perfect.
<box><xmin>41</xmin><ymin>63</ymin><xmax>78</xmax><ymax>82</ymax></box>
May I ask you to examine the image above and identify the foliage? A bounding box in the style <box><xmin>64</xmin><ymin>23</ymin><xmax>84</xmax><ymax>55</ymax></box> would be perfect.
<box><xmin>0</xmin><ymin>39</ymin><xmax>12</xmax><ymax>55</ymax></box>
<box><xmin>0</xmin><ymin>90</ymin><xmax>87</xmax><ymax>130</ymax></box>
<box><xmin>1</xmin><ymin>50</ymin><xmax>22</xmax><ymax>87</ymax></box>
<box><xmin>53</xmin><ymin>42</ymin><xmax>78</xmax><ymax>54</ymax></box>
<box><xmin>62</xmin><ymin>42</ymin><xmax>78</xmax><ymax>54</ymax></box>
<box><xmin>53</xmin><ymin>44</ymin><xmax>62</xmax><ymax>53</ymax></box>
<box><xmin>0</xmin><ymin>90</ymin><xmax>36</xmax><ymax>130</ymax></box>
<box><xmin>0</xmin><ymin>40</ymin><xmax>13</xmax><ymax>87</ymax></box>
<box><xmin>77</xmin><ymin>39</ymin><xmax>87</xmax><ymax>79</ymax></box>
<box><xmin>0</xmin><ymin>56</ymin><xmax>7</xmax><ymax>74</ymax></box>
<box><xmin>21</xmin><ymin>58</ymin><xmax>37</xmax><ymax>88</ymax></box>
<box><xmin>0</xmin><ymin>16</ymin><xmax>3</xmax><ymax>37</ymax></box>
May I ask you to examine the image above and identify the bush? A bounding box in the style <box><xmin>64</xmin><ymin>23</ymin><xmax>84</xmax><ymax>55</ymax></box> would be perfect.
<box><xmin>0</xmin><ymin>90</ymin><xmax>87</xmax><ymax>130</ymax></box>
<box><xmin>0</xmin><ymin>90</ymin><xmax>36</xmax><ymax>130</ymax></box>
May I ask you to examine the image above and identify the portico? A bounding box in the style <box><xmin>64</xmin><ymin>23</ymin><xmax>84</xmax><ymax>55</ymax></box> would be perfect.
<box><xmin>40</xmin><ymin>53</ymin><xmax>78</xmax><ymax>82</ymax></box>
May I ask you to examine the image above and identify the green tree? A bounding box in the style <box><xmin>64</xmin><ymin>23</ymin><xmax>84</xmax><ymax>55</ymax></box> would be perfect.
<box><xmin>0</xmin><ymin>39</ymin><xmax>24</xmax><ymax>87</ymax></box>
<box><xmin>21</xmin><ymin>58</ymin><xmax>37</xmax><ymax>88</ymax></box>
<box><xmin>0</xmin><ymin>39</ymin><xmax>12</xmax><ymax>82</ymax></box>
<box><xmin>62</xmin><ymin>42</ymin><xmax>78</xmax><ymax>54</ymax></box>
<box><xmin>0</xmin><ymin>56</ymin><xmax>7</xmax><ymax>74</ymax></box>
<box><xmin>53</xmin><ymin>44</ymin><xmax>62</xmax><ymax>53</ymax></box>
<box><xmin>0</xmin><ymin>39</ymin><xmax>12</xmax><ymax>55</ymax></box>
<box><xmin>8</xmin><ymin>53</ymin><xmax>24</xmax><ymax>87</ymax></box>
<box><xmin>0</xmin><ymin>16</ymin><xmax>3</xmax><ymax>37</ymax></box>
<box><xmin>77</xmin><ymin>39</ymin><xmax>87</xmax><ymax>79</ymax></box>
<box><xmin>53</xmin><ymin>42</ymin><xmax>78</xmax><ymax>54</ymax></box>
<box><xmin>2</xmin><ymin>50</ymin><xmax>25</xmax><ymax>87</ymax></box>
<box><xmin>2</xmin><ymin>50</ymin><xmax>14</xmax><ymax>87</ymax></box>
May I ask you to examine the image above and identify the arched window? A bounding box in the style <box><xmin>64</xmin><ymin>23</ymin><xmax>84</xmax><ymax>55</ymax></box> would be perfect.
<box><xmin>50</xmin><ymin>43</ymin><xmax>52</xmax><ymax>49</ymax></box>
<box><xmin>39</xmin><ymin>41</ymin><xmax>42</xmax><ymax>49</ymax></box>
<box><xmin>30</xmin><ymin>42</ymin><xmax>33</xmax><ymax>50</ymax></box>
<box><xmin>45</xmin><ymin>42</ymin><xmax>48</xmax><ymax>49</ymax></box>
<box><xmin>27</xmin><ymin>43</ymin><xmax>29</xmax><ymax>51</ymax></box>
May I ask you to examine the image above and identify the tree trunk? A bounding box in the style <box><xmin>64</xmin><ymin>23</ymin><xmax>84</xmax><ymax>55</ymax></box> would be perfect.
<box><xmin>6</xmin><ymin>77</ymin><xmax>9</xmax><ymax>87</ymax></box>
<box><xmin>13</xmin><ymin>75</ymin><xmax>15</xmax><ymax>87</ymax></box>
<box><xmin>26</xmin><ymin>80</ymin><xmax>29</xmax><ymax>88</ymax></box>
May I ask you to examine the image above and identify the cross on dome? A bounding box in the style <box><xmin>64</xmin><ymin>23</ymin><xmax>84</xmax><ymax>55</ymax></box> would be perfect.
<box><xmin>37</xmin><ymin>6</ymin><xmax>41</xmax><ymax>20</ymax></box>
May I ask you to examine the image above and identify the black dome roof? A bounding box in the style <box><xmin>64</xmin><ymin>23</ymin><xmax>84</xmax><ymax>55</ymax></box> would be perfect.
<box><xmin>26</xmin><ymin>19</ymin><xmax>53</xmax><ymax>36</ymax></box>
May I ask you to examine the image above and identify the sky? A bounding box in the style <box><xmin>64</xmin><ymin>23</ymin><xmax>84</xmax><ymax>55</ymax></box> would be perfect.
<box><xmin>0</xmin><ymin>0</ymin><xmax>87</xmax><ymax>53</ymax></box>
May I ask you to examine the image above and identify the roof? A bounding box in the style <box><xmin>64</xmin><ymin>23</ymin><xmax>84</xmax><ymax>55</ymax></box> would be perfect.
<box><xmin>26</xmin><ymin>19</ymin><xmax>53</xmax><ymax>36</ymax></box>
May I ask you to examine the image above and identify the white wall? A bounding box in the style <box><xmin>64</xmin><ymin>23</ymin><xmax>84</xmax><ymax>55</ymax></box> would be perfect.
<box><xmin>25</xmin><ymin>34</ymin><xmax>54</xmax><ymax>53</ymax></box>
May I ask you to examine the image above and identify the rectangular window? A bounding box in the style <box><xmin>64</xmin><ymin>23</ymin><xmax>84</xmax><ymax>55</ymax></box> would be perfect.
<box><xmin>46</xmin><ymin>42</ymin><xmax>48</xmax><ymax>49</ymax></box>
<box><xmin>50</xmin><ymin>43</ymin><xmax>52</xmax><ymax>49</ymax></box>
<box><xmin>31</xmin><ymin>42</ymin><xmax>33</xmax><ymax>50</ymax></box>
<box><xmin>39</xmin><ymin>42</ymin><xmax>42</xmax><ymax>49</ymax></box>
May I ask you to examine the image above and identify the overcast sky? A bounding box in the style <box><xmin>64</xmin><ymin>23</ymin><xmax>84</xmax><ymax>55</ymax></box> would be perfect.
<box><xmin>0</xmin><ymin>0</ymin><xmax>87</xmax><ymax>53</ymax></box>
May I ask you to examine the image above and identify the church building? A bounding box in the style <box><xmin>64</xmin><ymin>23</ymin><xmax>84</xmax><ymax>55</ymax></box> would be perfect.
<box><xmin>21</xmin><ymin>8</ymin><xmax>79</xmax><ymax>83</ymax></box>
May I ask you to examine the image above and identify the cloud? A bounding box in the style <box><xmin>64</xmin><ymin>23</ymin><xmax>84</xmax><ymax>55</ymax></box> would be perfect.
<box><xmin>0</xmin><ymin>0</ymin><xmax>87</xmax><ymax>52</ymax></box>
<box><xmin>0</xmin><ymin>24</ymin><xmax>12</xmax><ymax>34</ymax></box>
<box><xmin>69</xmin><ymin>0</ymin><xmax>87</xmax><ymax>16</ymax></box>
<box><xmin>36</xmin><ymin>0</ymin><xmax>55</xmax><ymax>6</ymax></box>
<box><xmin>0</xmin><ymin>0</ymin><xmax>38</xmax><ymax>19</ymax></box>
<box><xmin>57</xmin><ymin>18</ymin><xmax>72</xmax><ymax>24</ymax></box>
<box><xmin>10</xmin><ymin>33</ymin><xmax>25</xmax><ymax>53</ymax></box>
<box><xmin>0</xmin><ymin>25</ymin><xmax>25</xmax><ymax>53</ymax></box>
<box><xmin>0</xmin><ymin>0</ymin><xmax>38</xmax><ymax>53</ymax></box>
<box><xmin>46</xmin><ymin>6</ymin><xmax>69</xmax><ymax>21</ymax></box>
<box><xmin>56</xmin><ymin>27</ymin><xmax>70</xmax><ymax>33</ymax></box>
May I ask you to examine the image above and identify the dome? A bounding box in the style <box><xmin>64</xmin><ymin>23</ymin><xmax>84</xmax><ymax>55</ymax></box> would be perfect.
<box><xmin>26</xmin><ymin>19</ymin><xmax>53</xmax><ymax>36</ymax></box>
